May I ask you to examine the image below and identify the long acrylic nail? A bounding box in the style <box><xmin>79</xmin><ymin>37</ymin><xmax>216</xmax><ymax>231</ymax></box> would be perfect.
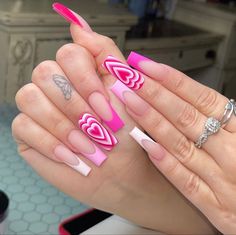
<box><xmin>68</xmin><ymin>130</ymin><xmax>107</xmax><ymax>166</ymax></box>
<box><xmin>54</xmin><ymin>145</ymin><xmax>91</xmax><ymax>176</ymax></box>
<box><xmin>88</xmin><ymin>92</ymin><xmax>124</xmax><ymax>132</ymax></box>
<box><xmin>79</xmin><ymin>113</ymin><xmax>118</xmax><ymax>151</ymax></box>
<box><xmin>52</xmin><ymin>2</ymin><xmax>82</xmax><ymax>26</ymax></box>
<box><xmin>103</xmin><ymin>55</ymin><xmax>144</xmax><ymax>90</ymax></box>
<box><xmin>110</xmin><ymin>80</ymin><xmax>149</xmax><ymax>116</ymax></box>
<box><xmin>129</xmin><ymin>127</ymin><xmax>165</xmax><ymax>161</ymax></box>
<box><xmin>127</xmin><ymin>51</ymin><xmax>152</xmax><ymax>74</ymax></box>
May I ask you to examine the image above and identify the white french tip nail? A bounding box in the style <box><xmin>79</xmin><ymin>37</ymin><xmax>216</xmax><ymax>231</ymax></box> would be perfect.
<box><xmin>67</xmin><ymin>157</ymin><xmax>91</xmax><ymax>176</ymax></box>
<box><xmin>129</xmin><ymin>127</ymin><xmax>154</xmax><ymax>148</ymax></box>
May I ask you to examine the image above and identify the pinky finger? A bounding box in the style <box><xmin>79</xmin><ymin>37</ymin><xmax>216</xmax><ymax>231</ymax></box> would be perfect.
<box><xmin>129</xmin><ymin>127</ymin><xmax>219</xmax><ymax>217</ymax></box>
<box><xmin>12</xmin><ymin>113</ymin><xmax>91</xmax><ymax>176</ymax></box>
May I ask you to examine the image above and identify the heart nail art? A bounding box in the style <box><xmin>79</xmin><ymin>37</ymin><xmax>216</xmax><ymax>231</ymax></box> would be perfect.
<box><xmin>79</xmin><ymin>113</ymin><xmax>118</xmax><ymax>151</ymax></box>
<box><xmin>103</xmin><ymin>55</ymin><xmax>144</xmax><ymax>90</ymax></box>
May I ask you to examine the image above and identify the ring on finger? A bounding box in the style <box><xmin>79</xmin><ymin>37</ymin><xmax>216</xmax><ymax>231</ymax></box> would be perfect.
<box><xmin>220</xmin><ymin>99</ymin><xmax>236</xmax><ymax>128</ymax></box>
<box><xmin>195</xmin><ymin>117</ymin><xmax>221</xmax><ymax>149</ymax></box>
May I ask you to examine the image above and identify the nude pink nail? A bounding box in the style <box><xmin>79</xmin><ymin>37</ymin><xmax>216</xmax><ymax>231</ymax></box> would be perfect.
<box><xmin>52</xmin><ymin>2</ymin><xmax>82</xmax><ymax>26</ymax></box>
<box><xmin>68</xmin><ymin>130</ymin><xmax>107</xmax><ymax>166</ymax></box>
<box><xmin>103</xmin><ymin>55</ymin><xmax>144</xmax><ymax>90</ymax></box>
<box><xmin>110</xmin><ymin>80</ymin><xmax>149</xmax><ymax>116</ymax></box>
<box><xmin>88</xmin><ymin>92</ymin><xmax>124</xmax><ymax>132</ymax></box>
<box><xmin>79</xmin><ymin>113</ymin><xmax>118</xmax><ymax>151</ymax></box>
<box><xmin>127</xmin><ymin>51</ymin><xmax>151</xmax><ymax>73</ymax></box>
<box><xmin>129</xmin><ymin>127</ymin><xmax>165</xmax><ymax>161</ymax></box>
<box><xmin>54</xmin><ymin>145</ymin><xmax>91</xmax><ymax>176</ymax></box>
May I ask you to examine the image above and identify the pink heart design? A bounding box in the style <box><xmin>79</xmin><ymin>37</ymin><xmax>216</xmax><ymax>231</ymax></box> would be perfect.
<box><xmin>87</xmin><ymin>123</ymin><xmax>105</xmax><ymax>140</ymax></box>
<box><xmin>103</xmin><ymin>56</ymin><xmax>144</xmax><ymax>90</ymax></box>
<box><xmin>79</xmin><ymin>113</ymin><xmax>117</xmax><ymax>151</ymax></box>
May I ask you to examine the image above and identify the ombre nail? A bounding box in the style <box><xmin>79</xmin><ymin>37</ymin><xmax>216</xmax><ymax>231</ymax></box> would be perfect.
<box><xmin>54</xmin><ymin>145</ymin><xmax>91</xmax><ymax>176</ymax></box>
<box><xmin>88</xmin><ymin>92</ymin><xmax>124</xmax><ymax>132</ymax></box>
<box><xmin>52</xmin><ymin>2</ymin><xmax>82</xmax><ymax>26</ymax></box>
<box><xmin>79</xmin><ymin>113</ymin><xmax>118</xmax><ymax>151</ymax></box>
<box><xmin>68</xmin><ymin>130</ymin><xmax>107</xmax><ymax>166</ymax></box>
<box><xmin>127</xmin><ymin>51</ymin><xmax>151</xmax><ymax>73</ymax></box>
<box><xmin>103</xmin><ymin>55</ymin><xmax>144</xmax><ymax>90</ymax></box>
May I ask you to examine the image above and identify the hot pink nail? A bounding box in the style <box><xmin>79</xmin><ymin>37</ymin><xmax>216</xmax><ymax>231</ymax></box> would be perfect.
<box><xmin>79</xmin><ymin>113</ymin><xmax>118</xmax><ymax>151</ymax></box>
<box><xmin>88</xmin><ymin>92</ymin><xmax>124</xmax><ymax>132</ymax></box>
<box><xmin>52</xmin><ymin>2</ymin><xmax>82</xmax><ymax>26</ymax></box>
<box><xmin>68</xmin><ymin>130</ymin><xmax>107</xmax><ymax>166</ymax></box>
<box><xmin>127</xmin><ymin>51</ymin><xmax>151</xmax><ymax>73</ymax></box>
<box><xmin>103</xmin><ymin>55</ymin><xmax>144</xmax><ymax>90</ymax></box>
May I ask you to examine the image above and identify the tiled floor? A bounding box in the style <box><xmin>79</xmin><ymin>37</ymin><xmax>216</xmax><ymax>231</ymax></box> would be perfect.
<box><xmin>0</xmin><ymin>105</ymin><xmax>88</xmax><ymax>234</ymax></box>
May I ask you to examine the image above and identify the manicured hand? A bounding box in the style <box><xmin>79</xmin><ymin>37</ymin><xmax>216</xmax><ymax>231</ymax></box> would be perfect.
<box><xmin>67</xmin><ymin>8</ymin><xmax>236</xmax><ymax>234</ymax></box>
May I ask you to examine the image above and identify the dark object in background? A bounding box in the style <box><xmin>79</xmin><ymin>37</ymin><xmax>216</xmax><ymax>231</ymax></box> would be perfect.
<box><xmin>59</xmin><ymin>209</ymin><xmax>112</xmax><ymax>235</ymax></box>
<box><xmin>0</xmin><ymin>191</ymin><xmax>9</xmax><ymax>235</ymax></box>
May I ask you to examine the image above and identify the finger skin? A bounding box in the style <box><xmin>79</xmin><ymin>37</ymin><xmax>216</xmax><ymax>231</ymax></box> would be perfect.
<box><xmin>12</xmin><ymin>113</ymin><xmax>91</xmax><ymax>176</ymax></box>
<box><xmin>106</xmin><ymin>57</ymin><xmax>231</xmax><ymax>162</ymax></box>
<box><xmin>55</xmin><ymin>44</ymin><xmax>124</xmax><ymax>132</ymax></box>
<box><xmin>15</xmin><ymin>83</ymin><xmax>107</xmax><ymax>166</ymax></box>
<box><xmin>127</xmin><ymin>52</ymin><xmax>236</xmax><ymax>132</ymax></box>
<box><xmin>31</xmin><ymin>61</ymin><xmax>118</xmax><ymax>151</ymax></box>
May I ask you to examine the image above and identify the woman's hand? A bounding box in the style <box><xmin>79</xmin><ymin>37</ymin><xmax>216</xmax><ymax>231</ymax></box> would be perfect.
<box><xmin>68</xmin><ymin>15</ymin><xmax>236</xmax><ymax>234</ymax></box>
<box><xmin>11</xmin><ymin>44</ymin><xmax>215</xmax><ymax>234</ymax></box>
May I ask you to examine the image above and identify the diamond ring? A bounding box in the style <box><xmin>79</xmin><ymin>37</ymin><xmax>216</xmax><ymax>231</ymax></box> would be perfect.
<box><xmin>195</xmin><ymin>117</ymin><xmax>221</xmax><ymax>148</ymax></box>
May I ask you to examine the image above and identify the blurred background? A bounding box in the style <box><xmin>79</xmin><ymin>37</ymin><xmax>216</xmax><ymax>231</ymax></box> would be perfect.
<box><xmin>0</xmin><ymin>0</ymin><xmax>236</xmax><ymax>234</ymax></box>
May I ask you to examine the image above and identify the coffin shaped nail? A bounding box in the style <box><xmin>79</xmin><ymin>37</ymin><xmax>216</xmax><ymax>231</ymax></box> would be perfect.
<box><xmin>79</xmin><ymin>113</ymin><xmax>118</xmax><ymax>151</ymax></box>
<box><xmin>54</xmin><ymin>145</ymin><xmax>91</xmax><ymax>176</ymax></box>
<box><xmin>103</xmin><ymin>55</ymin><xmax>144</xmax><ymax>90</ymax></box>
<box><xmin>53</xmin><ymin>2</ymin><xmax>82</xmax><ymax>26</ymax></box>
<box><xmin>68</xmin><ymin>130</ymin><xmax>107</xmax><ymax>166</ymax></box>
<box><xmin>88</xmin><ymin>92</ymin><xmax>124</xmax><ymax>132</ymax></box>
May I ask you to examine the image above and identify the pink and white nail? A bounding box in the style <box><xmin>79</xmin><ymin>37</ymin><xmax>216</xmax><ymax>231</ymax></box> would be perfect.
<box><xmin>54</xmin><ymin>145</ymin><xmax>91</xmax><ymax>176</ymax></box>
<box><xmin>68</xmin><ymin>130</ymin><xmax>107</xmax><ymax>167</ymax></box>
<box><xmin>103</xmin><ymin>55</ymin><xmax>145</xmax><ymax>90</ymax></box>
<box><xmin>79</xmin><ymin>113</ymin><xmax>118</xmax><ymax>151</ymax></box>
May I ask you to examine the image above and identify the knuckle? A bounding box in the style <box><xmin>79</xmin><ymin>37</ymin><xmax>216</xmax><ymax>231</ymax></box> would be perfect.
<box><xmin>56</xmin><ymin>43</ymin><xmax>78</xmax><ymax>61</ymax></box>
<box><xmin>183</xmin><ymin>174</ymin><xmax>200</xmax><ymax>196</ymax></box>
<box><xmin>146</xmin><ymin>110</ymin><xmax>164</xmax><ymax>135</ymax></box>
<box><xmin>177</xmin><ymin>104</ymin><xmax>199</xmax><ymax>129</ymax></box>
<box><xmin>172</xmin><ymin>73</ymin><xmax>185</xmax><ymax>91</ymax></box>
<box><xmin>195</xmin><ymin>88</ymin><xmax>218</xmax><ymax>115</ymax></box>
<box><xmin>15</xmin><ymin>83</ymin><xmax>39</xmax><ymax>108</ymax></box>
<box><xmin>145</xmin><ymin>82</ymin><xmax>162</xmax><ymax>102</ymax></box>
<box><xmin>32</xmin><ymin>60</ymin><xmax>57</xmax><ymax>82</ymax></box>
<box><xmin>51</xmin><ymin>117</ymin><xmax>71</xmax><ymax>135</ymax></box>
<box><xmin>11</xmin><ymin>113</ymin><xmax>29</xmax><ymax>137</ymax></box>
<box><xmin>100</xmin><ymin>35</ymin><xmax>116</xmax><ymax>47</ymax></box>
<box><xmin>174</xmin><ymin>136</ymin><xmax>195</xmax><ymax>165</ymax></box>
<box><xmin>165</xmin><ymin>161</ymin><xmax>181</xmax><ymax>177</ymax></box>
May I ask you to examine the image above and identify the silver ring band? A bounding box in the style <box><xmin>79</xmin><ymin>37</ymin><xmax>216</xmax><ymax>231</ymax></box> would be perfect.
<box><xmin>195</xmin><ymin>117</ymin><xmax>221</xmax><ymax>148</ymax></box>
<box><xmin>220</xmin><ymin>99</ymin><xmax>236</xmax><ymax>128</ymax></box>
